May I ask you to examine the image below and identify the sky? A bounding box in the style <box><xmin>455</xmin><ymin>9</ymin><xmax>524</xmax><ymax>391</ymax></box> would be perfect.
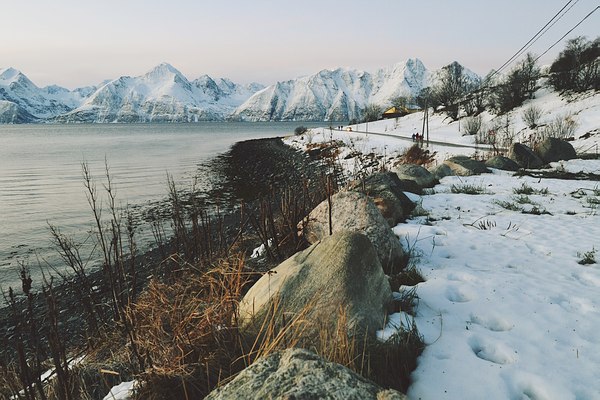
<box><xmin>1</xmin><ymin>0</ymin><xmax>598</xmax><ymax>89</ymax></box>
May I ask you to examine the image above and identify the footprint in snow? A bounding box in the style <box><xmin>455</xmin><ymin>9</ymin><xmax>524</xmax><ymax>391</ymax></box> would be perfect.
<box><xmin>445</xmin><ymin>285</ymin><xmax>476</xmax><ymax>303</ymax></box>
<box><xmin>447</xmin><ymin>272</ymin><xmax>479</xmax><ymax>283</ymax></box>
<box><xmin>470</xmin><ymin>313</ymin><xmax>513</xmax><ymax>332</ymax></box>
<box><xmin>468</xmin><ymin>336</ymin><xmax>517</xmax><ymax>365</ymax></box>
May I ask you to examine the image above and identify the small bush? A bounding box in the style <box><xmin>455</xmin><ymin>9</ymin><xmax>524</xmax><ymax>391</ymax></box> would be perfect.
<box><xmin>578</xmin><ymin>248</ymin><xmax>597</xmax><ymax>265</ymax></box>
<box><xmin>522</xmin><ymin>105</ymin><xmax>543</xmax><ymax>128</ymax></box>
<box><xmin>462</xmin><ymin>115</ymin><xmax>483</xmax><ymax>136</ymax></box>
<box><xmin>397</xmin><ymin>144</ymin><xmax>437</xmax><ymax>167</ymax></box>
<box><xmin>539</xmin><ymin>114</ymin><xmax>578</xmax><ymax>140</ymax></box>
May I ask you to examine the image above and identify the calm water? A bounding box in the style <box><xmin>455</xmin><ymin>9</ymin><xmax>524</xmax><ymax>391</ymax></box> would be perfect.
<box><xmin>0</xmin><ymin>122</ymin><xmax>323</xmax><ymax>292</ymax></box>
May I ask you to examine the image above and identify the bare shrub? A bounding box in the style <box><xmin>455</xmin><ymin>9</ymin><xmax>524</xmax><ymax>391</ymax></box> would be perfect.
<box><xmin>522</xmin><ymin>105</ymin><xmax>543</xmax><ymax>128</ymax></box>
<box><xmin>397</xmin><ymin>144</ymin><xmax>437</xmax><ymax>167</ymax></box>
<box><xmin>462</xmin><ymin>115</ymin><xmax>483</xmax><ymax>136</ymax></box>
<box><xmin>537</xmin><ymin>114</ymin><xmax>578</xmax><ymax>140</ymax></box>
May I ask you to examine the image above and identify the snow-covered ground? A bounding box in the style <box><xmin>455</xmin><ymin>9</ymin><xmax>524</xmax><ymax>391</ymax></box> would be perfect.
<box><xmin>102</xmin><ymin>87</ymin><xmax>599</xmax><ymax>399</ymax></box>
<box><xmin>284</xmin><ymin>89</ymin><xmax>600</xmax><ymax>399</ymax></box>
<box><xmin>401</xmin><ymin>166</ymin><xmax>600</xmax><ymax>400</ymax></box>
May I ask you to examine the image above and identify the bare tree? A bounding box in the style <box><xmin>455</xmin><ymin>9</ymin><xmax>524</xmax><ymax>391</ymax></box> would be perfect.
<box><xmin>362</xmin><ymin>103</ymin><xmax>382</xmax><ymax>122</ymax></box>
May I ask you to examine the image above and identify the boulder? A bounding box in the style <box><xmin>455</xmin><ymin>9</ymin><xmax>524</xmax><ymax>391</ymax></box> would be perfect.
<box><xmin>239</xmin><ymin>231</ymin><xmax>392</xmax><ymax>338</ymax></box>
<box><xmin>429</xmin><ymin>163</ymin><xmax>454</xmax><ymax>180</ymax></box>
<box><xmin>509</xmin><ymin>143</ymin><xmax>544</xmax><ymax>169</ymax></box>
<box><xmin>302</xmin><ymin>191</ymin><xmax>405</xmax><ymax>273</ymax></box>
<box><xmin>397</xmin><ymin>178</ymin><xmax>424</xmax><ymax>195</ymax></box>
<box><xmin>348</xmin><ymin>172</ymin><xmax>415</xmax><ymax>226</ymax></box>
<box><xmin>535</xmin><ymin>137</ymin><xmax>577</xmax><ymax>163</ymax></box>
<box><xmin>485</xmin><ymin>155</ymin><xmax>521</xmax><ymax>171</ymax></box>
<box><xmin>393</xmin><ymin>163</ymin><xmax>438</xmax><ymax>188</ymax></box>
<box><xmin>443</xmin><ymin>155</ymin><xmax>490</xmax><ymax>176</ymax></box>
<box><xmin>205</xmin><ymin>348</ymin><xmax>407</xmax><ymax>400</ymax></box>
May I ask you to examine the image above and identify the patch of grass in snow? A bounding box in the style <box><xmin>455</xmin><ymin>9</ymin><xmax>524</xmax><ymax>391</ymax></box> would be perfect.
<box><xmin>494</xmin><ymin>199</ymin><xmax>523</xmax><ymax>211</ymax></box>
<box><xmin>514</xmin><ymin>194</ymin><xmax>537</xmax><ymax>205</ymax></box>
<box><xmin>578</xmin><ymin>248</ymin><xmax>597</xmax><ymax>265</ymax></box>
<box><xmin>522</xmin><ymin>206</ymin><xmax>551</xmax><ymax>215</ymax></box>
<box><xmin>369</xmin><ymin>320</ymin><xmax>424</xmax><ymax>393</ymax></box>
<box><xmin>450</xmin><ymin>183</ymin><xmax>489</xmax><ymax>195</ymax></box>
<box><xmin>513</xmin><ymin>182</ymin><xmax>549</xmax><ymax>195</ymax></box>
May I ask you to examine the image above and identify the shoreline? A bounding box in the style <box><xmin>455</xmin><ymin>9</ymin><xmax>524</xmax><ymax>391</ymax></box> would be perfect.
<box><xmin>0</xmin><ymin>135</ymin><xmax>328</xmax><ymax>361</ymax></box>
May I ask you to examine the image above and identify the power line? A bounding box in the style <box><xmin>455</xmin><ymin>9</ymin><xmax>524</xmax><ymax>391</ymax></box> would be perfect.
<box><xmin>534</xmin><ymin>5</ymin><xmax>600</xmax><ymax>63</ymax></box>
<box><xmin>489</xmin><ymin>0</ymin><xmax>577</xmax><ymax>78</ymax></box>
<box><xmin>516</xmin><ymin>0</ymin><xmax>581</xmax><ymax>63</ymax></box>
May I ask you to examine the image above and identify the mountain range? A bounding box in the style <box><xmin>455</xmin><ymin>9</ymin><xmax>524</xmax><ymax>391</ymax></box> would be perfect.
<box><xmin>0</xmin><ymin>60</ymin><xmax>478</xmax><ymax>123</ymax></box>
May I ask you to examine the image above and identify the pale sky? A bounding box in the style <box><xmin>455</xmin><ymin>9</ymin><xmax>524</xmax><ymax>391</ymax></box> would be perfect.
<box><xmin>1</xmin><ymin>0</ymin><xmax>598</xmax><ymax>89</ymax></box>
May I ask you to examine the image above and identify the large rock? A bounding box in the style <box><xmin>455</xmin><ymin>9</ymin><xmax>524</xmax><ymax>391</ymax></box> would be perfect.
<box><xmin>443</xmin><ymin>155</ymin><xmax>490</xmax><ymax>176</ymax></box>
<box><xmin>485</xmin><ymin>155</ymin><xmax>520</xmax><ymax>171</ymax></box>
<box><xmin>535</xmin><ymin>137</ymin><xmax>577</xmax><ymax>163</ymax></box>
<box><xmin>302</xmin><ymin>191</ymin><xmax>405</xmax><ymax>273</ymax></box>
<box><xmin>429</xmin><ymin>163</ymin><xmax>454</xmax><ymax>180</ymax></box>
<box><xmin>509</xmin><ymin>143</ymin><xmax>544</xmax><ymax>169</ymax></box>
<box><xmin>348</xmin><ymin>172</ymin><xmax>415</xmax><ymax>226</ymax></box>
<box><xmin>239</xmin><ymin>231</ymin><xmax>392</xmax><ymax>338</ymax></box>
<box><xmin>393</xmin><ymin>164</ymin><xmax>438</xmax><ymax>188</ymax></box>
<box><xmin>205</xmin><ymin>348</ymin><xmax>407</xmax><ymax>400</ymax></box>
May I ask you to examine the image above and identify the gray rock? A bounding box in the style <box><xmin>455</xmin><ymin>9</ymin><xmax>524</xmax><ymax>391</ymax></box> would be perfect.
<box><xmin>535</xmin><ymin>137</ymin><xmax>577</xmax><ymax>163</ymax></box>
<box><xmin>443</xmin><ymin>155</ymin><xmax>490</xmax><ymax>176</ymax></box>
<box><xmin>348</xmin><ymin>172</ymin><xmax>415</xmax><ymax>226</ymax></box>
<box><xmin>205</xmin><ymin>348</ymin><xmax>407</xmax><ymax>400</ymax></box>
<box><xmin>239</xmin><ymin>231</ymin><xmax>392</xmax><ymax>338</ymax></box>
<box><xmin>393</xmin><ymin>163</ymin><xmax>437</xmax><ymax>188</ymax></box>
<box><xmin>509</xmin><ymin>143</ymin><xmax>544</xmax><ymax>169</ymax></box>
<box><xmin>301</xmin><ymin>191</ymin><xmax>405</xmax><ymax>273</ymax></box>
<box><xmin>429</xmin><ymin>163</ymin><xmax>454</xmax><ymax>180</ymax></box>
<box><xmin>485</xmin><ymin>155</ymin><xmax>521</xmax><ymax>171</ymax></box>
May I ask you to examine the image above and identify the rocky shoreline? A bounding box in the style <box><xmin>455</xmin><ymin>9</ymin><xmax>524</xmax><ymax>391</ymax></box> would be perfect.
<box><xmin>0</xmin><ymin>136</ymin><xmax>329</xmax><ymax>362</ymax></box>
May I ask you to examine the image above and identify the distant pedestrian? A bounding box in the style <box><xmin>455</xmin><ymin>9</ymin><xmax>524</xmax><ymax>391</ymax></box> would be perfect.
<box><xmin>412</xmin><ymin>133</ymin><xmax>416</xmax><ymax>141</ymax></box>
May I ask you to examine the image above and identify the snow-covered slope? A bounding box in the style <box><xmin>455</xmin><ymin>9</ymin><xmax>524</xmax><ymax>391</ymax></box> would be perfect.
<box><xmin>230</xmin><ymin>59</ymin><xmax>437</xmax><ymax>122</ymax></box>
<box><xmin>57</xmin><ymin>63</ymin><xmax>264</xmax><ymax>123</ymax></box>
<box><xmin>0</xmin><ymin>67</ymin><xmax>89</xmax><ymax>122</ymax></box>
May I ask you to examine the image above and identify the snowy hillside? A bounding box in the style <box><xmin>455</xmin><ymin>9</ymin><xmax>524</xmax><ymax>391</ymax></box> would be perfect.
<box><xmin>284</xmin><ymin>85</ymin><xmax>600</xmax><ymax>400</ymax></box>
<box><xmin>0</xmin><ymin>67</ymin><xmax>90</xmax><ymax>123</ymax></box>
<box><xmin>230</xmin><ymin>59</ymin><xmax>478</xmax><ymax>122</ymax></box>
<box><xmin>56</xmin><ymin>63</ymin><xmax>264</xmax><ymax>123</ymax></box>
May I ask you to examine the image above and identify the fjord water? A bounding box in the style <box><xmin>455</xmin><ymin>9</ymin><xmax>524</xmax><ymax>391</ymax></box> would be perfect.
<box><xmin>0</xmin><ymin>122</ymin><xmax>318</xmax><ymax>292</ymax></box>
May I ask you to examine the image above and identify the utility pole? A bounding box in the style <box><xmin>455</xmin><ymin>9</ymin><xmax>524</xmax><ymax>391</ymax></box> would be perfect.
<box><xmin>421</xmin><ymin>98</ymin><xmax>429</xmax><ymax>143</ymax></box>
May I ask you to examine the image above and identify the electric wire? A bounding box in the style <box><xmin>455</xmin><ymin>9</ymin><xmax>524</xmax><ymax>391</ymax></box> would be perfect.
<box><xmin>489</xmin><ymin>0</ymin><xmax>577</xmax><ymax>78</ymax></box>
<box><xmin>534</xmin><ymin>5</ymin><xmax>600</xmax><ymax>63</ymax></box>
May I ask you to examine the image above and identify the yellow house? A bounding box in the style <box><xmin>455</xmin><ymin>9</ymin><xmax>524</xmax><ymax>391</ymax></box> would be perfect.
<box><xmin>382</xmin><ymin>106</ymin><xmax>408</xmax><ymax>119</ymax></box>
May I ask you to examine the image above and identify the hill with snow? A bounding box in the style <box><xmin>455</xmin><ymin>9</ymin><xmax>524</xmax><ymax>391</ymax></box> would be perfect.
<box><xmin>283</xmin><ymin>84</ymin><xmax>600</xmax><ymax>400</ymax></box>
<box><xmin>230</xmin><ymin>59</ymin><xmax>433</xmax><ymax>122</ymax></box>
<box><xmin>56</xmin><ymin>63</ymin><xmax>264</xmax><ymax>123</ymax></box>
<box><xmin>0</xmin><ymin>67</ymin><xmax>91</xmax><ymax>123</ymax></box>
<box><xmin>1</xmin><ymin>59</ymin><xmax>482</xmax><ymax>123</ymax></box>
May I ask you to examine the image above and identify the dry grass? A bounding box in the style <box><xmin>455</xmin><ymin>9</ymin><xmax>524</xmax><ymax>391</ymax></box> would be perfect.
<box><xmin>397</xmin><ymin>144</ymin><xmax>437</xmax><ymax>167</ymax></box>
<box><xmin>132</xmin><ymin>254</ymin><xmax>250</xmax><ymax>399</ymax></box>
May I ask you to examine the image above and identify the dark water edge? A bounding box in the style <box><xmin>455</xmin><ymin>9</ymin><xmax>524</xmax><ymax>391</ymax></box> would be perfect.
<box><xmin>0</xmin><ymin>136</ymin><xmax>329</xmax><ymax>362</ymax></box>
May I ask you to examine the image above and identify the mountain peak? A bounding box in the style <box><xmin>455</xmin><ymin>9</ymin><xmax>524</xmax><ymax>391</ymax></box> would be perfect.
<box><xmin>144</xmin><ymin>63</ymin><xmax>187</xmax><ymax>82</ymax></box>
<box><xmin>0</xmin><ymin>67</ymin><xmax>26</xmax><ymax>83</ymax></box>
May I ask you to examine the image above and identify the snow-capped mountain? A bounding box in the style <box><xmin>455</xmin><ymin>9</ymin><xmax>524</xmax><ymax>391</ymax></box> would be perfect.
<box><xmin>0</xmin><ymin>67</ymin><xmax>89</xmax><ymax>123</ymax></box>
<box><xmin>230</xmin><ymin>58</ymin><xmax>433</xmax><ymax>122</ymax></box>
<box><xmin>0</xmin><ymin>60</ymin><xmax>482</xmax><ymax>123</ymax></box>
<box><xmin>57</xmin><ymin>63</ymin><xmax>264</xmax><ymax>123</ymax></box>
